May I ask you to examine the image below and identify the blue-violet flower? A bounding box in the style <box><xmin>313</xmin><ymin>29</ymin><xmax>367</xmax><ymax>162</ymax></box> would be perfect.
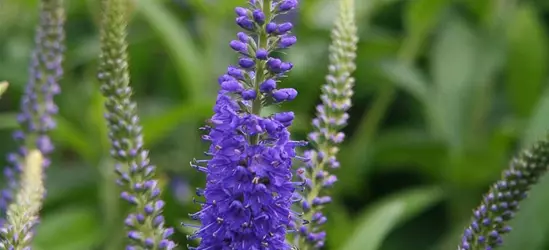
<box><xmin>187</xmin><ymin>1</ymin><xmax>305</xmax><ymax>249</ymax></box>
<box><xmin>0</xmin><ymin>0</ymin><xmax>64</xmax><ymax>228</ymax></box>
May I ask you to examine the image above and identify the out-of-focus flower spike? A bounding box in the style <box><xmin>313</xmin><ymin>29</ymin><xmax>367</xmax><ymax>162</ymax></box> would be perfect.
<box><xmin>0</xmin><ymin>150</ymin><xmax>45</xmax><ymax>249</ymax></box>
<box><xmin>458</xmin><ymin>140</ymin><xmax>549</xmax><ymax>250</ymax></box>
<box><xmin>0</xmin><ymin>0</ymin><xmax>65</xmax><ymax>226</ymax></box>
<box><xmin>0</xmin><ymin>81</ymin><xmax>8</xmax><ymax>99</ymax></box>
<box><xmin>98</xmin><ymin>0</ymin><xmax>175</xmax><ymax>248</ymax></box>
<box><xmin>296</xmin><ymin>0</ymin><xmax>358</xmax><ymax>248</ymax></box>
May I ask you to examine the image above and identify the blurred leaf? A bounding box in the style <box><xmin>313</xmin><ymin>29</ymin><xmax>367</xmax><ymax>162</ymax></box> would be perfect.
<box><xmin>326</xmin><ymin>204</ymin><xmax>353</xmax><ymax>249</ymax></box>
<box><xmin>429</xmin><ymin>16</ymin><xmax>477</xmax><ymax>150</ymax></box>
<box><xmin>136</xmin><ymin>0</ymin><xmax>206</xmax><ymax>101</ymax></box>
<box><xmin>405</xmin><ymin>0</ymin><xmax>447</xmax><ymax>44</ymax></box>
<box><xmin>340</xmin><ymin>186</ymin><xmax>443</xmax><ymax>250</ymax></box>
<box><xmin>0</xmin><ymin>112</ymin><xmax>18</xmax><ymax>130</ymax></box>
<box><xmin>378</xmin><ymin>59</ymin><xmax>430</xmax><ymax>102</ymax></box>
<box><xmin>52</xmin><ymin>116</ymin><xmax>93</xmax><ymax>161</ymax></box>
<box><xmin>505</xmin><ymin>4</ymin><xmax>548</xmax><ymax>118</ymax></box>
<box><xmin>522</xmin><ymin>82</ymin><xmax>549</xmax><ymax>147</ymax></box>
<box><xmin>87</xmin><ymin>88</ymin><xmax>109</xmax><ymax>153</ymax></box>
<box><xmin>372</xmin><ymin>128</ymin><xmax>446</xmax><ymax>176</ymax></box>
<box><xmin>33</xmin><ymin>206</ymin><xmax>101</xmax><ymax>250</ymax></box>
<box><xmin>142</xmin><ymin>102</ymin><xmax>212</xmax><ymax>146</ymax></box>
<box><xmin>305</xmin><ymin>0</ymin><xmax>403</xmax><ymax>30</ymax></box>
<box><xmin>44</xmin><ymin>164</ymin><xmax>97</xmax><ymax>205</ymax></box>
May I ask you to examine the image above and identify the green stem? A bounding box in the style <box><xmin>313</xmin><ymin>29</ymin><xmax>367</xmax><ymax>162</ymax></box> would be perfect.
<box><xmin>251</xmin><ymin>0</ymin><xmax>271</xmax><ymax>145</ymax></box>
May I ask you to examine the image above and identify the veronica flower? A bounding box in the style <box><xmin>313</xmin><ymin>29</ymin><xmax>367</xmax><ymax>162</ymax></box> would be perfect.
<box><xmin>97</xmin><ymin>0</ymin><xmax>175</xmax><ymax>248</ymax></box>
<box><xmin>458</xmin><ymin>139</ymin><xmax>549</xmax><ymax>250</ymax></box>
<box><xmin>186</xmin><ymin>1</ymin><xmax>304</xmax><ymax>249</ymax></box>
<box><xmin>296</xmin><ymin>0</ymin><xmax>357</xmax><ymax>248</ymax></box>
<box><xmin>0</xmin><ymin>150</ymin><xmax>46</xmax><ymax>249</ymax></box>
<box><xmin>0</xmin><ymin>0</ymin><xmax>64</xmax><ymax>227</ymax></box>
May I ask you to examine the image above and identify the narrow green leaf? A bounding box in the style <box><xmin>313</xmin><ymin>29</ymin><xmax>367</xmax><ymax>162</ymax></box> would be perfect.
<box><xmin>378</xmin><ymin>59</ymin><xmax>430</xmax><ymax>102</ymax></box>
<box><xmin>405</xmin><ymin>0</ymin><xmax>447</xmax><ymax>43</ymax></box>
<box><xmin>521</xmin><ymin>82</ymin><xmax>549</xmax><ymax>147</ymax></box>
<box><xmin>51</xmin><ymin>116</ymin><xmax>94</xmax><ymax>161</ymax></box>
<box><xmin>429</xmin><ymin>16</ymin><xmax>477</xmax><ymax>149</ymax></box>
<box><xmin>33</xmin><ymin>207</ymin><xmax>101</xmax><ymax>250</ymax></box>
<box><xmin>141</xmin><ymin>102</ymin><xmax>212</xmax><ymax>146</ymax></box>
<box><xmin>504</xmin><ymin>4</ymin><xmax>548</xmax><ymax>117</ymax></box>
<box><xmin>340</xmin><ymin>186</ymin><xmax>443</xmax><ymax>250</ymax></box>
<box><xmin>305</xmin><ymin>0</ymin><xmax>402</xmax><ymax>30</ymax></box>
<box><xmin>136</xmin><ymin>0</ymin><xmax>206</xmax><ymax>101</ymax></box>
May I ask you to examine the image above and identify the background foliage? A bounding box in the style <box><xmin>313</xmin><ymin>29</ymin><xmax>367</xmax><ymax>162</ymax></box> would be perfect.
<box><xmin>1</xmin><ymin>0</ymin><xmax>549</xmax><ymax>249</ymax></box>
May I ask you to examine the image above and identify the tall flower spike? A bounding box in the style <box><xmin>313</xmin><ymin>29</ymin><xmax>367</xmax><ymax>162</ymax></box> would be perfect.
<box><xmin>458</xmin><ymin>140</ymin><xmax>549</xmax><ymax>250</ymax></box>
<box><xmin>97</xmin><ymin>0</ymin><xmax>175</xmax><ymax>248</ymax></box>
<box><xmin>0</xmin><ymin>0</ymin><xmax>64</xmax><ymax>227</ymax></box>
<box><xmin>0</xmin><ymin>150</ymin><xmax>46</xmax><ymax>249</ymax></box>
<box><xmin>296</xmin><ymin>0</ymin><xmax>357</xmax><ymax>248</ymax></box>
<box><xmin>186</xmin><ymin>1</ymin><xmax>304</xmax><ymax>249</ymax></box>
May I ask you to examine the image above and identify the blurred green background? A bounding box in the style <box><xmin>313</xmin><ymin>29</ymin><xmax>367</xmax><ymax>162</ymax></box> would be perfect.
<box><xmin>1</xmin><ymin>0</ymin><xmax>549</xmax><ymax>249</ymax></box>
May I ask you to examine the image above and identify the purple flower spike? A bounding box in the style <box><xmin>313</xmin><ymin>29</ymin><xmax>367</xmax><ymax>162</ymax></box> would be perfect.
<box><xmin>0</xmin><ymin>0</ymin><xmax>65</xmax><ymax>233</ymax></box>
<box><xmin>221</xmin><ymin>80</ymin><xmax>244</xmax><ymax>92</ymax></box>
<box><xmin>266</xmin><ymin>22</ymin><xmax>277</xmax><ymax>34</ymax></box>
<box><xmin>238</xmin><ymin>57</ymin><xmax>255</xmax><ymax>68</ymax></box>
<box><xmin>235</xmin><ymin>7</ymin><xmax>248</xmax><ymax>16</ymax></box>
<box><xmin>230</xmin><ymin>40</ymin><xmax>247</xmax><ymax>53</ymax></box>
<box><xmin>187</xmin><ymin>0</ymin><xmax>303</xmax><ymax>249</ymax></box>
<box><xmin>236</xmin><ymin>16</ymin><xmax>255</xmax><ymax>31</ymax></box>
<box><xmin>252</xmin><ymin>9</ymin><xmax>266</xmax><ymax>24</ymax></box>
<box><xmin>237</xmin><ymin>32</ymin><xmax>249</xmax><ymax>43</ymax></box>
<box><xmin>273</xmin><ymin>88</ymin><xmax>298</xmax><ymax>102</ymax></box>
<box><xmin>279</xmin><ymin>0</ymin><xmax>298</xmax><ymax>12</ymax></box>
<box><xmin>296</xmin><ymin>0</ymin><xmax>358</xmax><ymax>248</ymax></box>
<box><xmin>278</xmin><ymin>22</ymin><xmax>293</xmax><ymax>33</ymax></box>
<box><xmin>256</xmin><ymin>49</ymin><xmax>269</xmax><ymax>60</ymax></box>
<box><xmin>280</xmin><ymin>35</ymin><xmax>297</xmax><ymax>48</ymax></box>
<box><xmin>97</xmin><ymin>0</ymin><xmax>175</xmax><ymax>248</ymax></box>
<box><xmin>260</xmin><ymin>79</ymin><xmax>277</xmax><ymax>93</ymax></box>
<box><xmin>242</xmin><ymin>89</ymin><xmax>257</xmax><ymax>100</ymax></box>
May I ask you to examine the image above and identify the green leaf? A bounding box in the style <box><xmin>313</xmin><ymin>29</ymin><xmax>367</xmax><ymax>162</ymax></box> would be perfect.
<box><xmin>521</xmin><ymin>82</ymin><xmax>549</xmax><ymax>147</ymax></box>
<box><xmin>33</xmin><ymin>206</ymin><xmax>101</xmax><ymax>250</ymax></box>
<box><xmin>305</xmin><ymin>0</ymin><xmax>402</xmax><ymax>30</ymax></box>
<box><xmin>0</xmin><ymin>112</ymin><xmax>18</xmax><ymax>130</ymax></box>
<box><xmin>405</xmin><ymin>0</ymin><xmax>447</xmax><ymax>44</ymax></box>
<box><xmin>378</xmin><ymin>59</ymin><xmax>430</xmax><ymax>102</ymax></box>
<box><xmin>44</xmin><ymin>164</ymin><xmax>97</xmax><ymax>205</ymax></box>
<box><xmin>52</xmin><ymin>116</ymin><xmax>94</xmax><ymax>161</ymax></box>
<box><xmin>340</xmin><ymin>186</ymin><xmax>443</xmax><ymax>250</ymax></box>
<box><xmin>505</xmin><ymin>4</ymin><xmax>548</xmax><ymax>118</ymax></box>
<box><xmin>429</xmin><ymin>16</ymin><xmax>477</xmax><ymax>150</ymax></box>
<box><xmin>142</xmin><ymin>102</ymin><xmax>212</xmax><ymax>146</ymax></box>
<box><xmin>136</xmin><ymin>0</ymin><xmax>206</xmax><ymax>101</ymax></box>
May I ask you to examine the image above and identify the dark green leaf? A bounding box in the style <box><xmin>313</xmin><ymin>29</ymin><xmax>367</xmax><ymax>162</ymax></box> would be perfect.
<box><xmin>340</xmin><ymin>186</ymin><xmax>443</xmax><ymax>250</ymax></box>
